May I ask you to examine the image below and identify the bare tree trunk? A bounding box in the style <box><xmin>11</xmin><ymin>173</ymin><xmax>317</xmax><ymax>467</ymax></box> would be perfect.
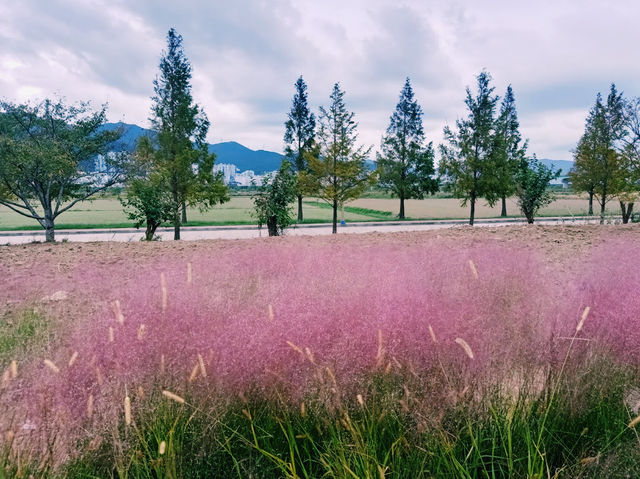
<box><xmin>267</xmin><ymin>216</ymin><xmax>279</xmax><ymax>236</ymax></box>
<box><xmin>44</xmin><ymin>213</ymin><xmax>55</xmax><ymax>242</ymax></box>
<box><xmin>501</xmin><ymin>195</ymin><xmax>507</xmax><ymax>217</ymax></box>
<box><xmin>620</xmin><ymin>201</ymin><xmax>634</xmax><ymax>224</ymax></box>
<box><xmin>399</xmin><ymin>196</ymin><xmax>405</xmax><ymax>220</ymax></box>
<box><xmin>600</xmin><ymin>196</ymin><xmax>606</xmax><ymax>225</ymax></box>
<box><xmin>297</xmin><ymin>195</ymin><xmax>303</xmax><ymax>222</ymax></box>
<box><xmin>173</xmin><ymin>193</ymin><xmax>181</xmax><ymax>241</ymax></box>
<box><xmin>145</xmin><ymin>220</ymin><xmax>159</xmax><ymax>241</ymax></box>
<box><xmin>588</xmin><ymin>190</ymin><xmax>594</xmax><ymax>215</ymax></box>
<box><xmin>469</xmin><ymin>194</ymin><xmax>476</xmax><ymax>226</ymax></box>
<box><xmin>332</xmin><ymin>198</ymin><xmax>338</xmax><ymax>234</ymax></box>
<box><xmin>181</xmin><ymin>202</ymin><xmax>187</xmax><ymax>224</ymax></box>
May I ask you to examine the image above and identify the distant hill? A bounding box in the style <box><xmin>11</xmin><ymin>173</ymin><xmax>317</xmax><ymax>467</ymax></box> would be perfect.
<box><xmin>101</xmin><ymin>122</ymin><xmax>283</xmax><ymax>174</ymax></box>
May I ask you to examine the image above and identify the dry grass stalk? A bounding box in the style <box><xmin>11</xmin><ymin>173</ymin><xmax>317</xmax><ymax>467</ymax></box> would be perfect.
<box><xmin>124</xmin><ymin>396</ymin><xmax>132</xmax><ymax>426</ymax></box>
<box><xmin>242</xmin><ymin>409</ymin><xmax>252</xmax><ymax>420</ymax></box>
<box><xmin>455</xmin><ymin>338</ymin><xmax>475</xmax><ymax>359</ymax></box>
<box><xmin>629</xmin><ymin>414</ymin><xmax>640</xmax><ymax>429</ymax></box>
<box><xmin>160</xmin><ymin>354</ymin><xmax>166</xmax><ymax>374</ymax></box>
<box><xmin>468</xmin><ymin>259</ymin><xmax>479</xmax><ymax>279</ymax></box>
<box><xmin>9</xmin><ymin>360</ymin><xmax>18</xmax><ymax>379</ymax></box>
<box><xmin>87</xmin><ymin>394</ymin><xmax>94</xmax><ymax>418</ymax></box>
<box><xmin>162</xmin><ymin>390</ymin><xmax>185</xmax><ymax>404</ymax></box>
<box><xmin>187</xmin><ymin>262</ymin><xmax>193</xmax><ymax>285</ymax></box>
<box><xmin>428</xmin><ymin>324</ymin><xmax>437</xmax><ymax>343</ymax></box>
<box><xmin>137</xmin><ymin>324</ymin><xmax>146</xmax><ymax>341</ymax></box>
<box><xmin>576</xmin><ymin>306</ymin><xmax>590</xmax><ymax>333</ymax></box>
<box><xmin>112</xmin><ymin>299</ymin><xmax>125</xmax><ymax>325</ymax></box>
<box><xmin>188</xmin><ymin>364</ymin><xmax>199</xmax><ymax>382</ymax></box>
<box><xmin>286</xmin><ymin>340</ymin><xmax>304</xmax><ymax>356</ymax></box>
<box><xmin>95</xmin><ymin>367</ymin><xmax>104</xmax><ymax>386</ymax></box>
<box><xmin>44</xmin><ymin>359</ymin><xmax>60</xmax><ymax>374</ymax></box>
<box><xmin>161</xmin><ymin>272</ymin><xmax>167</xmax><ymax>313</ymax></box>
<box><xmin>268</xmin><ymin>304</ymin><xmax>274</xmax><ymax>321</ymax></box>
<box><xmin>68</xmin><ymin>352</ymin><xmax>78</xmax><ymax>367</ymax></box>
<box><xmin>376</xmin><ymin>329</ymin><xmax>385</xmax><ymax>368</ymax></box>
<box><xmin>159</xmin><ymin>440</ymin><xmax>166</xmax><ymax>455</ymax></box>
<box><xmin>108</xmin><ymin>327</ymin><xmax>114</xmax><ymax>343</ymax></box>
<box><xmin>304</xmin><ymin>347</ymin><xmax>316</xmax><ymax>364</ymax></box>
<box><xmin>197</xmin><ymin>353</ymin><xmax>207</xmax><ymax>378</ymax></box>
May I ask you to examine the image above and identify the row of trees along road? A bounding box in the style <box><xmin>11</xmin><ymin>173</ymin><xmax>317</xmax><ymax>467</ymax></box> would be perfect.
<box><xmin>3</xmin><ymin>26</ymin><xmax>638</xmax><ymax>240</ymax></box>
<box><xmin>570</xmin><ymin>84</ymin><xmax>640</xmax><ymax>223</ymax></box>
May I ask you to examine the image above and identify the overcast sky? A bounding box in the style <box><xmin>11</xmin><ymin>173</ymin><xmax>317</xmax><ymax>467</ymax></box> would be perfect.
<box><xmin>2</xmin><ymin>0</ymin><xmax>639</xmax><ymax>162</ymax></box>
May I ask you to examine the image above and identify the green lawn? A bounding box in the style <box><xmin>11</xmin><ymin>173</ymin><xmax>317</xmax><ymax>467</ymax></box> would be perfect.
<box><xmin>0</xmin><ymin>193</ymin><xmax>619</xmax><ymax>230</ymax></box>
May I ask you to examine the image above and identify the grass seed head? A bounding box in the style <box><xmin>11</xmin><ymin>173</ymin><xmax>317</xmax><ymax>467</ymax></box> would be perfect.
<box><xmin>455</xmin><ymin>338</ymin><xmax>475</xmax><ymax>360</ymax></box>
<box><xmin>68</xmin><ymin>352</ymin><xmax>78</xmax><ymax>367</ymax></box>
<box><xmin>197</xmin><ymin>353</ymin><xmax>207</xmax><ymax>378</ymax></box>
<box><xmin>124</xmin><ymin>396</ymin><xmax>131</xmax><ymax>426</ymax></box>
<box><xmin>9</xmin><ymin>360</ymin><xmax>18</xmax><ymax>379</ymax></box>
<box><xmin>576</xmin><ymin>306</ymin><xmax>590</xmax><ymax>333</ymax></box>
<box><xmin>468</xmin><ymin>259</ymin><xmax>479</xmax><ymax>279</ymax></box>
<box><xmin>44</xmin><ymin>359</ymin><xmax>60</xmax><ymax>374</ymax></box>
<box><xmin>159</xmin><ymin>440</ymin><xmax>166</xmax><ymax>455</ymax></box>
<box><xmin>162</xmin><ymin>390</ymin><xmax>185</xmax><ymax>404</ymax></box>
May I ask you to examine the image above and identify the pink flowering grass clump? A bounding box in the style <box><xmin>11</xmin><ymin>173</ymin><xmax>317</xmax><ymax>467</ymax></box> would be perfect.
<box><xmin>1</xmin><ymin>236</ymin><xmax>639</xmax><ymax>472</ymax></box>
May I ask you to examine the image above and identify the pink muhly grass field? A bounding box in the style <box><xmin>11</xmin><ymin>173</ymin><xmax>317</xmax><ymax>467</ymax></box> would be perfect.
<box><xmin>1</xmin><ymin>238</ymin><xmax>639</xmax><ymax>463</ymax></box>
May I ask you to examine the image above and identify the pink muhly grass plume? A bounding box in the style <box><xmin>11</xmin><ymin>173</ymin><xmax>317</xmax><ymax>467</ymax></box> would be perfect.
<box><xmin>5</xmin><ymin>237</ymin><xmax>631</xmax><ymax>464</ymax></box>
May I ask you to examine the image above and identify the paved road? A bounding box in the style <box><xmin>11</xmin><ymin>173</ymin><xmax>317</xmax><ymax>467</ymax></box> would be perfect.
<box><xmin>0</xmin><ymin>216</ymin><xmax>606</xmax><ymax>244</ymax></box>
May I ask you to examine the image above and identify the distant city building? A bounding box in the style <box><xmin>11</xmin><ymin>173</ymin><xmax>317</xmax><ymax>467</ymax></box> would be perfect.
<box><xmin>214</xmin><ymin>163</ymin><xmax>272</xmax><ymax>186</ymax></box>
<box><xmin>213</xmin><ymin>163</ymin><xmax>237</xmax><ymax>183</ymax></box>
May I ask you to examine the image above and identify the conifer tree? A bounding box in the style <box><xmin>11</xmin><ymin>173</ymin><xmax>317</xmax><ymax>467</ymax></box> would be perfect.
<box><xmin>493</xmin><ymin>85</ymin><xmax>526</xmax><ymax>217</ymax></box>
<box><xmin>439</xmin><ymin>71</ymin><xmax>500</xmax><ymax>225</ymax></box>
<box><xmin>284</xmin><ymin>76</ymin><xmax>316</xmax><ymax>222</ymax></box>
<box><xmin>302</xmin><ymin>83</ymin><xmax>374</xmax><ymax>234</ymax></box>
<box><xmin>377</xmin><ymin>78</ymin><xmax>438</xmax><ymax>219</ymax></box>
<box><xmin>570</xmin><ymin>85</ymin><xmax>626</xmax><ymax>223</ymax></box>
<box><xmin>150</xmin><ymin>28</ymin><xmax>227</xmax><ymax>239</ymax></box>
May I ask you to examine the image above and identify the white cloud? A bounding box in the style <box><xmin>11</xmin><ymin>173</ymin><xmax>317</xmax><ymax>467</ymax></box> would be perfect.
<box><xmin>1</xmin><ymin>0</ymin><xmax>638</xmax><ymax>159</ymax></box>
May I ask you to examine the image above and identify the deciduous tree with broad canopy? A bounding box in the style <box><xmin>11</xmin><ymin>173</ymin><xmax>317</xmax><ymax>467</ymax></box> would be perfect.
<box><xmin>377</xmin><ymin>78</ymin><xmax>438</xmax><ymax>219</ymax></box>
<box><xmin>253</xmin><ymin>160</ymin><xmax>297</xmax><ymax>236</ymax></box>
<box><xmin>0</xmin><ymin>98</ymin><xmax>124</xmax><ymax>242</ymax></box>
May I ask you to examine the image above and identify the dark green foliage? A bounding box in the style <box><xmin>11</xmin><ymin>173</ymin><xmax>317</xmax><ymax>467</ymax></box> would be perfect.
<box><xmin>253</xmin><ymin>160</ymin><xmax>297</xmax><ymax>236</ymax></box>
<box><xmin>301</xmin><ymin>83</ymin><xmax>375</xmax><ymax>234</ymax></box>
<box><xmin>284</xmin><ymin>76</ymin><xmax>316</xmax><ymax>222</ymax></box>
<box><xmin>149</xmin><ymin>28</ymin><xmax>228</xmax><ymax>239</ymax></box>
<box><xmin>493</xmin><ymin>85</ymin><xmax>527</xmax><ymax>217</ymax></box>
<box><xmin>377</xmin><ymin>78</ymin><xmax>438</xmax><ymax>219</ymax></box>
<box><xmin>439</xmin><ymin>71</ymin><xmax>500</xmax><ymax>225</ymax></box>
<box><xmin>570</xmin><ymin>84</ymin><xmax>627</xmax><ymax>223</ymax></box>
<box><xmin>0</xmin><ymin>99</ymin><xmax>123</xmax><ymax>241</ymax></box>
<box><xmin>515</xmin><ymin>156</ymin><xmax>559</xmax><ymax>223</ymax></box>
<box><xmin>120</xmin><ymin>137</ymin><xmax>174</xmax><ymax>240</ymax></box>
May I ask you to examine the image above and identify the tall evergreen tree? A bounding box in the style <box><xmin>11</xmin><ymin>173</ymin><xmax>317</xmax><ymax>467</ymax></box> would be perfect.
<box><xmin>150</xmin><ymin>28</ymin><xmax>228</xmax><ymax>240</ymax></box>
<box><xmin>377</xmin><ymin>78</ymin><xmax>438</xmax><ymax>219</ymax></box>
<box><xmin>284</xmin><ymin>76</ymin><xmax>316</xmax><ymax>222</ymax></box>
<box><xmin>439</xmin><ymin>71</ymin><xmax>500</xmax><ymax>225</ymax></box>
<box><xmin>570</xmin><ymin>85</ymin><xmax>626</xmax><ymax>224</ymax></box>
<box><xmin>302</xmin><ymin>83</ymin><xmax>374</xmax><ymax>234</ymax></box>
<box><xmin>492</xmin><ymin>85</ymin><xmax>526</xmax><ymax>217</ymax></box>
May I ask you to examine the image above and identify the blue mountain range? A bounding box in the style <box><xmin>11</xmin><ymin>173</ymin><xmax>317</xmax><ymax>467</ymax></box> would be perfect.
<box><xmin>102</xmin><ymin>122</ymin><xmax>284</xmax><ymax>174</ymax></box>
<box><xmin>101</xmin><ymin>122</ymin><xmax>572</xmax><ymax>177</ymax></box>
